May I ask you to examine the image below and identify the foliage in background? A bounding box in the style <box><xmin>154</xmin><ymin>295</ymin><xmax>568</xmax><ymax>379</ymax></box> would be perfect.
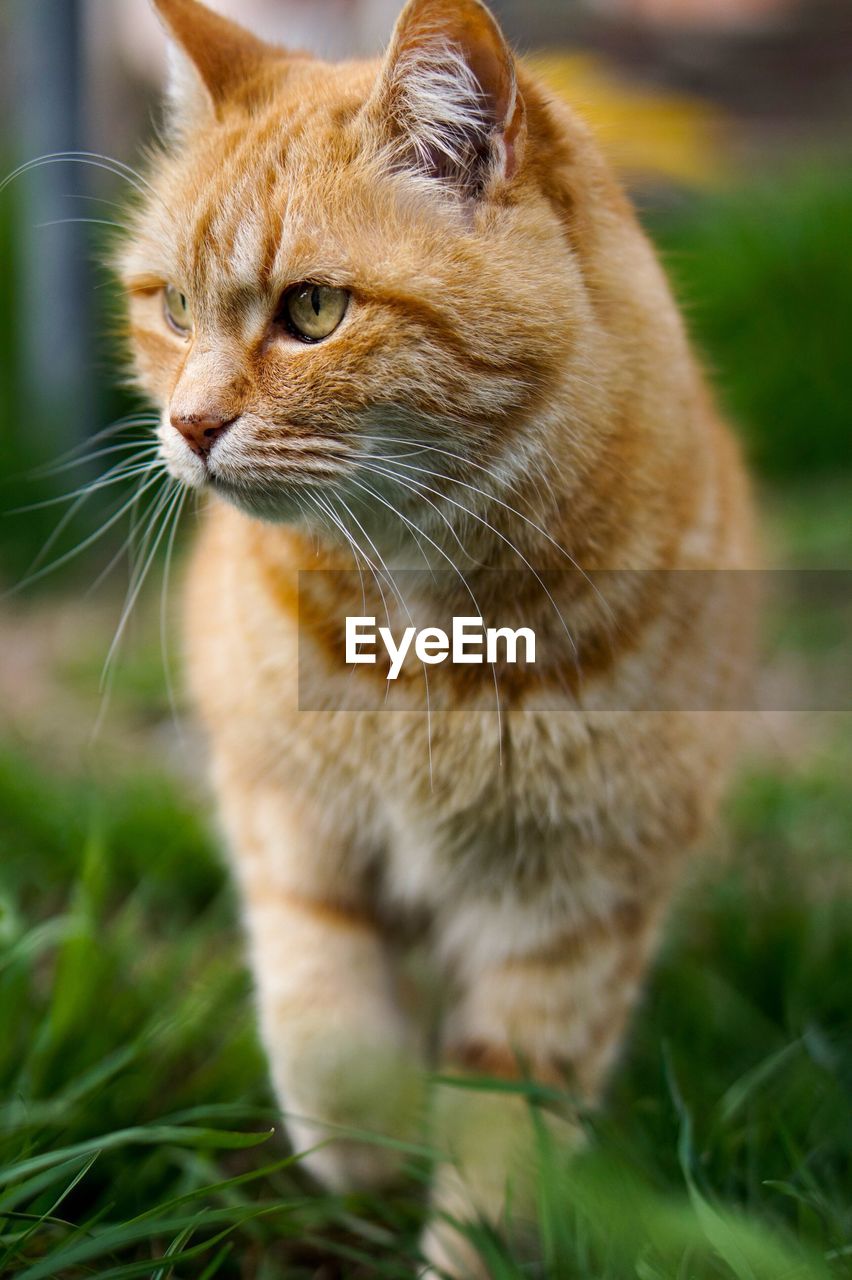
<box><xmin>0</xmin><ymin>163</ymin><xmax>137</xmax><ymax>588</ymax></box>
<box><xmin>535</xmin><ymin>52</ymin><xmax>728</xmax><ymax>188</ymax></box>
<box><xmin>650</xmin><ymin>170</ymin><xmax>852</xmax><ymax>479</ymax></box>
<box><xmin>0</xmin><ymin>168</ymin><xmax>19</xmax><ymax>476</ymax></box>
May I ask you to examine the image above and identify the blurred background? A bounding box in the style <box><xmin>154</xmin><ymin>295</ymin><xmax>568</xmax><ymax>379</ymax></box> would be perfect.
<box><xmin>0</xmin><ymin>3</ymin><xmax>850</xmax><ymax>1278</ymax></box>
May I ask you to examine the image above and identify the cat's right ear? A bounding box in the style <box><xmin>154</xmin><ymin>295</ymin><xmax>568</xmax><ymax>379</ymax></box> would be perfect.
<box><xmin>150</xmin><ymin>0</ymin><xmax>279</xmax><ymax>132</ymax></box>
<box><xmin>364</xmin><ymin>0</ymin><xmax>526</xmax><ymax>199</ymax></box>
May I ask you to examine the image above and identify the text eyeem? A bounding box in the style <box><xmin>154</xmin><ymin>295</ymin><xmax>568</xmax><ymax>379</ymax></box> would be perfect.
<box><xmin>345</xmin><ymin>616</ymin><xmax>536</xmax><ymax>681</ymax></box>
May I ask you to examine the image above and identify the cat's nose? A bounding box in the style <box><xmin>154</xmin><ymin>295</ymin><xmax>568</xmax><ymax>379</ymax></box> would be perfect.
<box><xmin>170</xmin><ymin>411</ymin><xmax>235</xmax><ymax>459</ymax></box>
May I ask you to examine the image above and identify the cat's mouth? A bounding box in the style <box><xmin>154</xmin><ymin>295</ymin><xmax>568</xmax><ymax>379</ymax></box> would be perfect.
<box><xmin>204</xmin><ymin>469</ymin><xmax>329</xmax><ymax>524</ymax></box>
<box><xmin>158</xmin><ymin>414</ymin><xmax>370</xmax><ymax>522</ymax></box>
<box><xmin>188</xmin><ymin>449</ymin><xmax>351</xmax><ymax>523</ymax></box>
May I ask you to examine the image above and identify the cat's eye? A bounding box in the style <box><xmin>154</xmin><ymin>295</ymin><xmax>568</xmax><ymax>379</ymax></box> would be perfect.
<box><xmin>164</xmin><ymin>284</ymin><xmax>193</xmax><ymax>335</ymax></box>
<box><xmin>282</xmin><ymin>284</ymin><xmax>349</xmax><ymax>343</ymax></box>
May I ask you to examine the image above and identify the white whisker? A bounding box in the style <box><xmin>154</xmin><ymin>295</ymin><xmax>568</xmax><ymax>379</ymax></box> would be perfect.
<box><xmin>326</xmin><ymin>489</ymin><xmax>429</xmax><ymax>716</ymax></box>
<box><xmin>348</xmin><ymin>472</ymin><xmax>503</xmax><ymax>774</ymax></box>
<box><xmin>100</xmin><ymin>480</ymin><xmax>182</xmax><ymax>690</ymax></box>
<box><xmin>39</xmin><ymin>437</ymin><xmax>160</xmax><ymax>481</ymax></box>
<box><xmin>363</xmin><ymin>436</ymin><xmax>615</xmax><ymax>631</ymax></box>
<box><xmin>36</xmin><ymin>216</ymin><xmax>129</xmax><ymax>234</ymax></box>
<box><xmin>310</xmin><ymin>492</ymin><xmax>368</xmax><ymax>622</ymax></box>
<box><xmin>363</xmin><ymin>455</ymin><xmax>606</xmax><ymax>665</ymax></box>
<box><xmin>4</xmin><ymin>467</ymin><xmax>166</xmax><ymax>598</ymax></box>
<box><xmin>160</xmin><ymin>486</ymin><xmax>189</xmax><ymax>737</ymax></box>
<box><xmin>26</xmin><ymin>413</ymin><xmax>159</xmax><ymax>479</ymax></box>
<box><xmin>32</xmin><ymin>457</ymin><xmax>162</xmax><ymax>587</ymax></box>
<box><xmin>9</xmin><ymin>453</ymin><xmax>160</xmax><ymax>514</ymax></box>
<box><xmin>353</xmin><ymin>468</ymin><xmax>505</xmax><ymax>760</ymax></box>
<box><xmin>317</xmin><ymin>483</ymin><xmax>435</xmax><ymax>780</ymax></box>
<box><xmin>356</xmin><ymin>456</ymin><xmax>481</xmax><ymax>569</ymax></box>
<box><xmin>359</xmin><ymin>431</ymin><xmax>551</xmax><ymax>516</ymax></box>
<box><xmin>0</xmin><ymin>151</ymin><xmax>155</xmax><ymax>201</ymax></box>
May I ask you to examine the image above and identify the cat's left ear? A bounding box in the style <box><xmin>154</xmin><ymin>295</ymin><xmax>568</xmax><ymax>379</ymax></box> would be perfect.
<box><xmin>366</xmin><ymin>0</ymin><xmax>526</xmax><ymax>197</ymax></box>
<box><xmin>151</xmin><ymin>0</ymin><xmax>280</xmax><ymax>131</ymax></box>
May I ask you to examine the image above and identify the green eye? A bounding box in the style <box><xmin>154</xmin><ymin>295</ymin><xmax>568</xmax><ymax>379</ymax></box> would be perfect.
<box><xmin>283</xmin><ymin>284</ymin><xmax>349</xmax><ymax>342</ymax></box>
<box><xmin>164</xmin><ymin>284</ymin><xmax>192</xmax><ymax>335</ymax></box>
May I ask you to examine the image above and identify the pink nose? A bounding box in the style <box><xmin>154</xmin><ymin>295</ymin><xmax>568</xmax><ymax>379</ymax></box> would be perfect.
<box><xmin>170</xmin><ymin>411</ymin><xmax>235</xmax><ymax>459</ymax></box>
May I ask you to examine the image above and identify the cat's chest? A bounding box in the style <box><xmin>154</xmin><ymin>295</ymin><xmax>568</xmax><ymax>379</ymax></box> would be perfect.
<box><xmin>372</xmin><ymin>704</ymin><xmax>602</xmax><ymax>908</ymax></box>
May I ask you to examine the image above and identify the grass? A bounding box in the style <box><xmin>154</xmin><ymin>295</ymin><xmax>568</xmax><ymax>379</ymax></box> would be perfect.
<box><xmin>649</xmin><ymin>169</ymin><xmax>852</xmax><ymax>480</ymax></box>
<box><xmin>0</xmin><ymin>709</ymin><xmax>849</xmax><ymax>1277</ymax></box>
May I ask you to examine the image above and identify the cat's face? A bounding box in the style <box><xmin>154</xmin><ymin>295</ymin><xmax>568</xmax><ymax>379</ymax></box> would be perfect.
<box><xmin>121</xmin><ymin>0</ymin><xmax>586</xmax><ymax>530</ymax></box>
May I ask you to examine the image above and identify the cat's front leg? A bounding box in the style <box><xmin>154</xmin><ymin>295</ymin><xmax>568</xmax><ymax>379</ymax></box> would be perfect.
<box><xmin>421</xmin><ymin>895</ymin><xmax>665</xmax><ymax>1277</ymax></box>
<box><xmin>218</xmin><ymin>770</ymin><xmax>422</xmax><ymax>1192</ymax></box>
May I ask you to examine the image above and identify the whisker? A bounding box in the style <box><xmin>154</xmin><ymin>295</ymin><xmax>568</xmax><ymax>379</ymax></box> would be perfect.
<box><xmin>160</xmin><ymin>486</ymin><xmax>189</xmax><ymax>736</ymax></box>
<box><xmin>38</xmin><ymin>437</ymin><xmax>160</xmax><ymax>482</ymax></box>
<box><xmin>310</xmin><ymin>489</ymin><xmax>408</xmax><ymax>711</ymax></box>
<box><xmin>26</xmin><ymin>413</ymin><xmax>159</xmax><ymax>479</ymax></box>
<box><xmin>355</xmin><ymin>458</ymin><xmax>482</xmax><ymax>570</ymax></box>
<box><xmin>100</xmin><ymin>480</ymin><xmax>182</xmax><ymax>689</ymax></box>
<box><xmin>365</xmin><ymin>438</ymin><xmax>601</xmax><ymax>585</ymax></box>
<box><xmin>9</xmin><ymin>453</ymin><xmax>159</xmax><ymax>514</ymax></box>
<box><xmin>90</xmin><ymin>476</ymin><xmax>181</xmax><ymax>738</ymax></box>
<box><xmin>311</xmin><ymin>491</ymin><xmax>399</xmax><ymax>701</ymax></box>
<box><xmin>353</xmin><ymin>469</ymin><xmax>504</xmax><ymax>759</ymax></box>
<box><xmin>366</xmin><ymin>453</ymin><xmax>615</xmax><ymax>645</ymax></box>
<box><xmin>370</xmin><ymin>457</ymin><xmax>580</xmax><ymax>659</ymax></box>
<box><xmin>332</xmin><ymin>489</ymin><xmax>418</xmax><ymax>620</ymax></box>
<box><xmin>84</xmin><ymin>470</ymin><xmax>168</xmax><ymax>598</ymax></box>
<box><xmin>345</xmin><ymin>481</ymin><xmax>435</xmax><ymax>768</ymax></box>
<box><xmin>19</xmin><ymin>458</ymin><xmax>162</xmax><ymax>583</ymax></box>
<box><xmin>3</xmin><ymin>468</ymin><xmax>166</xmax><ymax>599</ymax></box>
<box><xmin>63</xmin><ymin>191</ymin><xmax>134</xmax><ymax>213</ymax></box>
<box><xmin>316</xmin><ymin>484</ymin><xmax>434</xmax><ymax>774</ymax></box>
<box><xmin>361</xmin><ymin>433</ymin><xmax>508</xmax><ymax>489</ymax></box>
<box><xmin>36</xmin><ymin>216</ymin><xmax>129</xmax><ymax>234</ymax></box>
<box><xmin>325</xmin><ymin>491</ymin><xmax>425</xmax><ymax>715</ymax></box>
<box><xmin>310</xmin><ymin>492</ymin><xmax>369</xmax><ymax>623</ymax></box>
<box><xmin>0</xmin><ymin>151</ymin><xmax>155</xmax><ymax>201</ymax></box>
<box><xmin>126</xmin><ymin>476</ymin><xmax>179</xmax><ymax>600</ymax></box>
<box><xmin>359</xmin><ymin>430</ymin><xmax>552</xmax><ymax>515</ymax></box>
<box><xmin>348</xmin><ymin>473</ymin><xmax>503</xmax><ymax>771</ymax></box>
<box><xmin>343</xmin><ymin>471</ymin><xmax>435</xmax><ymax>573</ymax></box>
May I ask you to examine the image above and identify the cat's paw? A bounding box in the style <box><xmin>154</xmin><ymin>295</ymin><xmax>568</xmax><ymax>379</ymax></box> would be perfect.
<box><xmin>291</xmin><ymin>1125</ymin><xmax>407</xmax><ymax>1193</ymax></box>
<box><xmin>418</xmin><ymin>1217</ymin><xmax>491</xmax><ymax>1280</ymax></box>
<box><xmin>276</xmin><ymin>1031</ymin><xmax>425</xmax><ymax>1192</ymax></box>
<box><xmin>418</xmin><ymin>1085</ymin><xmax>581</xmax><ymax>1277</ymax></box>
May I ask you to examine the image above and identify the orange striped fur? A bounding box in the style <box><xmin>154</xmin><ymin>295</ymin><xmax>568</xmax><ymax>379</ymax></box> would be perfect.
<box><xmin>119</xmin><ymin>0</ymin><xmax>756</xmax><ymax>1272</ymax></box>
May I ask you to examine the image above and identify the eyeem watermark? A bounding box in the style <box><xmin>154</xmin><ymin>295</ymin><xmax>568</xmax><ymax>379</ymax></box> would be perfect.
<box><xmin>297</xmin><ymin>570</ymin><xmax>852</xmax><ymax>711</ymax></box>
<box><xmin>346</xmin><ymin>615</ymin><xmax>536</xmax><ymax>680</ymax></box>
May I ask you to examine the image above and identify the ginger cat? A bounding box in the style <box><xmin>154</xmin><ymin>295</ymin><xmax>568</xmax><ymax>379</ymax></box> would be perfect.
<box><xmin>120</xmin><ymin>0</ymin><xmax>755</xmax><ymax>1272</ymax></box>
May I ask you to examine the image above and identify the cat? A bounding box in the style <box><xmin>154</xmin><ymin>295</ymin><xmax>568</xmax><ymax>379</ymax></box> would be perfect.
<box><xmin>119</xmin><ymin>0</ymin><xmax>756</xmax><ymax>1273</ymax></box>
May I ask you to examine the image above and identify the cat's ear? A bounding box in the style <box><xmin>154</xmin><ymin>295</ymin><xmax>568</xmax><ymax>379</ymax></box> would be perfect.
<box><xmin>366</xmin><ymin>0</ymin><xmax>525</xmax><ymax>197</ymax></box>
<box><xmin>151</xmin><ymin>0</ymin><xmax>279</xmax><ymax>130</ymax></box>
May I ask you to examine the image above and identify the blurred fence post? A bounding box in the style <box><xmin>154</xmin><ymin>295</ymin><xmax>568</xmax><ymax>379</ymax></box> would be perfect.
<box><xmin>13</xmin><ymin>0</ymin><xmax>97</xmax><ymax>457</ymax></box>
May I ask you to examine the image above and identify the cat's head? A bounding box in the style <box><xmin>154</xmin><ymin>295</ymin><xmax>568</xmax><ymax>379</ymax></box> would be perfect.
<box><xmin>120</xmin><ymin>0</ymin><xmax>596</xmax><ymax>532</ymax></box>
